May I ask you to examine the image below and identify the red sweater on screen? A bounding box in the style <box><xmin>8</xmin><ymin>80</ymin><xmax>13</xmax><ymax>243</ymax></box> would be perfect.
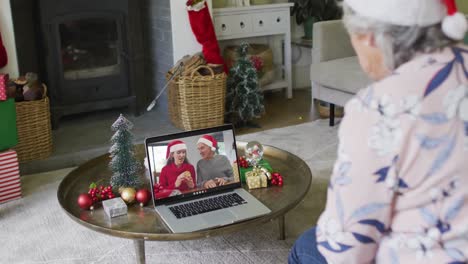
<box><xmin>159</xmin><ymin>162</ymin><xmax>196</xmax><ymax>191</ymax></box>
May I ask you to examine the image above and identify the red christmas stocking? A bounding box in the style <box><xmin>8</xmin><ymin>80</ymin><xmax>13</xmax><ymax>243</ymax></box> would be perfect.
<box><xmin>187</xmin><ymin>1</ymin><xmax>225</xmax><ymax>69</ymax></box>
<box><xmin>0</xmin><ymin>32</ymin><xmax>7</xmax><ymax>68</ymax></box>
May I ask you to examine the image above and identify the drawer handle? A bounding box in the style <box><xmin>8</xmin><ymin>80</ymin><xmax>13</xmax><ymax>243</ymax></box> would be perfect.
<box><xmin>277</xmin><ymin>17</ymin><xmax>281</xmax><ymax>23</ymax></box>
<box><xmin>240</xmin><ymin>21</ymin><xmax>245</xmax><ymax>28</ymax></box>
<box><xmin>259</xmin><ymin>20</ymin><xmax>263</xmax><ymax>26</ymax></box>
<box><xmin>222</xmin><ymin>24</ymin><xmax>226</xmax><ymax>31</ymax></box>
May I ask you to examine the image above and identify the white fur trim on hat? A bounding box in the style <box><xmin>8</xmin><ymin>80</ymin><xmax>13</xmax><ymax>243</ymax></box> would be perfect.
<box><xmin>344</xmin><ymin>0</ymin><xmax>446</xmax><ymax>26</ymax></box>
<box><xmin>170</xmin><ymin>143</ymin><xmax>187</xmax><ymax>153</ymax></box>
<box><xmin>442</xmin><ymin>12</ymin><xmax>468</xmax><ymax>40</ymax></box>
<box><xmin>197</xmin><ymin>138</ymin><xmax>216</xmax><ymax>151</ymax></box>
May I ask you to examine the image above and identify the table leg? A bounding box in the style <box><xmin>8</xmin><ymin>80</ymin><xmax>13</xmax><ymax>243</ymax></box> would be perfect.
<box><xmin>133</xmin><ymin>239</ymin><xmax>146</xmax><ymax>264</ymax></box>
<box><xmin>278</xmin><ymin>215</ymin><xmax>285</xmax><ymax>240</ymax></box>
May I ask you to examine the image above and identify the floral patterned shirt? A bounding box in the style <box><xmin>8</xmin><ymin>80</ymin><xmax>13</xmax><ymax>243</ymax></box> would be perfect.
<box><xmin>316</xmin><ymin>45</ymin><xmax>468</xmax><ymax>264</ymax></box>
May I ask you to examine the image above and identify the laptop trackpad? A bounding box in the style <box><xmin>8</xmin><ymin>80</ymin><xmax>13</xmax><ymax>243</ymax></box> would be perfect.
<box><xmin>202</xmin><ymin>210</ymin><xmax>238</xmax><ymax>226</ymax></box>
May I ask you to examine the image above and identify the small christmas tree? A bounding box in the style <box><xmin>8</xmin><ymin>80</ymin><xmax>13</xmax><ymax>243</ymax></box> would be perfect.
<box><xmin>109</xmin><ymin>114</ymin><xmax>141</xmax><ymax>189</ymax></box>
<box><xmin>225</xmin><ymin>43</ymin><xmax>265</xmax><ymax>126</ymax></box>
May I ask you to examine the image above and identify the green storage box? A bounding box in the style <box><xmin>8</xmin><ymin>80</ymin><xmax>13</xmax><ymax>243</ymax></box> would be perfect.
<box><xmin>0</xmin><ymin>98</ymin><xmax>18</xmax><ymax>151</ymax></box>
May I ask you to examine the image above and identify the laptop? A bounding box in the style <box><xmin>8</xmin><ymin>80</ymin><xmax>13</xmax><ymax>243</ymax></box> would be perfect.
<box><xmin>144</xmin><ymin>124</ymin><xmax>271</xmax><ymax>233</ymax></box>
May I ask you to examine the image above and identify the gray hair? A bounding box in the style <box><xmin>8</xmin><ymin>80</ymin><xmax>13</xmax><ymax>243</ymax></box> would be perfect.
<box><xmin>342</xmin><ymin>3</ymin><xmax>456</xmax><ymax>70</ymax></box>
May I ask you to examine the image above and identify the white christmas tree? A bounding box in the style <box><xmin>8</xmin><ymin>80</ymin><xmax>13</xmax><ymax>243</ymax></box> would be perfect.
<box><xmin>109</xmin><ymin>114</ymin><xmax>141</xmax><ymax>189</ymax></box>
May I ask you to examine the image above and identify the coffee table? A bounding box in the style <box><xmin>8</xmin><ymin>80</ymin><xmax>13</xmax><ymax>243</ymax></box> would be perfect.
<box><xmin>57</xmin><ymin>142</ymin><xmax>312</xmax><ymax>263</ymax></box>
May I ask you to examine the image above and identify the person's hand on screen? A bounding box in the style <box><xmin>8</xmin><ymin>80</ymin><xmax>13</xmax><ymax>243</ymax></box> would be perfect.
<box><xmin>204</xmin><ymin>179</ymin><xmax>217</xmax><ymax>189</ymax></box>
<box><xmin>216</xmin><ymin>177</ymin><xmax>226</xmax><ymax>186</ymax></box>
<box><xmin>175</xmin><ymin>173</ymin><xmax>187</xmax><ymax>187</ymax></box>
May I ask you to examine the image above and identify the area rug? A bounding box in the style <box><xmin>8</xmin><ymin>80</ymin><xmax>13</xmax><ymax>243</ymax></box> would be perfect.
<box><xmin>0</xmin><ymin>119</ymin><xmax>338</xmax><ymax>264</ymax></box>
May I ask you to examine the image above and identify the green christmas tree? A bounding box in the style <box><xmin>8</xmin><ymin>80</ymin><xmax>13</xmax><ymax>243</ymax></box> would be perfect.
<box><xmin>225</xmin><ymin>42</ymin><xmax>265</xmax><ymax>126</ymax></box>
<box><xmin>109</xmin><ymin>114</ymin><xmax>141</xmax><ymax>189</ymax></box>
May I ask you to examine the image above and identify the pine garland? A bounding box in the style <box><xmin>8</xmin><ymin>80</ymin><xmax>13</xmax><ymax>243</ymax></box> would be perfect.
<box><xmin>225</xmin><ymin>43</ymin><xmax>265</xmax><ymax>125</ymax></box>
<box><xmin>109</xmin><ymin>114</ymin><xmax>141</xmax><ymax>189</ymax></box>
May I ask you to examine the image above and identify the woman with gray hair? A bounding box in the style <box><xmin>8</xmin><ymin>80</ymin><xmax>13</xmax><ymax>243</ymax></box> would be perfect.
<box><xmin>289</xmin><ymin>0</ymin><xmax>468</xmax><ymax>263</ymax></box>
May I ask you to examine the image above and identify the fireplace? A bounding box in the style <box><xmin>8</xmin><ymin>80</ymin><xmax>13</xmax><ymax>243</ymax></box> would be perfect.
<box><xmin>12</xmin><ymin>0</ymin><xmax>148</xmax><ymax>128</ymax></box>
<box><xmin>10</xmin><ymin>0</ymin><xmax>174</xmax><ymax>128</ymax></box>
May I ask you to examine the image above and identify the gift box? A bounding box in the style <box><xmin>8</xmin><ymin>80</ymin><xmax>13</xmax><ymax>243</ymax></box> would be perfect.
<box><xmin>246</xmin><ymin>168</ymin><xmax>268</xmax><ymax>190</ymax></box>
<box><xmin>102</xmin><ymin>197</ymin><xmax>128</xmax><ymax>218</ymax></box>
<box><xmin>0</xmin><ymin>98</ymin><xmax>18</xmax><ymax>151</ymax></box>
<box><xmin>0</xmin><ymin>150</ymin><xmax>22</xmax><ymax>204</ymax></box>
<box><xmin>0</xmin><ymin>74</ymin><xmax>7</xmax><ymax>101</ymax></box>
<box><xmin>239</xmin><ymin>159</ymin><xmax>272</xmax><ymax>183</ymax></box>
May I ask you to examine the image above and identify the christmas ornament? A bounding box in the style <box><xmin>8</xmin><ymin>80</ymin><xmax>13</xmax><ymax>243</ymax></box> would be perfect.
<box><xmin>136</xmin><ymin>188</ymin><xmax>151</xmax><ymax>207</ymax></box>
<box><xmin>270</xmin><ymin>172</ymin><xmax>284</xmax><ymax>187</ymax></box>
<box><xmin>109</xmin><ymin>114</ymin><xmax>142</xmax><ymax>189</ymax></box>
<box><xmin>237</xmin><ymin>156</ymin><xmax>249</xmax><ymax>168</ymax></box>
<box><xmin>245</xmin><ymin>141</ymin><xmax>264</xmax><ymax>167</ymax></box>
<box><xmin>120</xmin><ymin>187</ymin><xmax>137</xmax><ymax>204</ymax></box>
<box><xmin>88</xmin><ymin>183</ymin><xmax>115</xmax><ymax>203</ymax></box>
<box><xmin>77</xmin><ymin>193</ymin><xmax>93</xmax><ymax>210</ymax></box>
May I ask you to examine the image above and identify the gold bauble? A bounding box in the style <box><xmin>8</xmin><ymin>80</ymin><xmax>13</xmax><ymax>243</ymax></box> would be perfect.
<box><xmin>120</xmin><ymin>187</ymin><xmax>136</xmax><ymax>204</ymax></box>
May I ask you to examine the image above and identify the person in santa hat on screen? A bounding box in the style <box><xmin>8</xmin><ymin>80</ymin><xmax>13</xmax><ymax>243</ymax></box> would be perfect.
<box><xmin>196</xmin><ymin>135</ymin><xmax>234</xmax><ymax>189</ymax></box>
<box><xmin>289</xmin><ymin>0</ymin><xmax>468</xmax><ymax>263</ymax></box>
<box><xmin>159</xmin><ymin>140</ymin><xmax>196</xmax><ymax>191</ymax></box>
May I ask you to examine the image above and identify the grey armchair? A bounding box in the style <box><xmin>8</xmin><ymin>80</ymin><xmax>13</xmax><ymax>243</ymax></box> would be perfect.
<box><xmin>310</xmin><ymin>20</ymin><xmax>371</xmax><ymax>126</ymax></box>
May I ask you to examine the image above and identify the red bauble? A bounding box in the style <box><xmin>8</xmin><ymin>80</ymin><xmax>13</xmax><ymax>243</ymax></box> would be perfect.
<box><xmin>136</xmin><ymin>188</ymin><xmax>151</xmax><ymax>206</ymax></box>
<box><xmin>77</xmin><ymin>193</ymin><xmax>93</xmax><ymax>210</ymax></box>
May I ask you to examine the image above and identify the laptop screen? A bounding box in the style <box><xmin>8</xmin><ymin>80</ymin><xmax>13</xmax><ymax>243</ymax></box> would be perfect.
<box><xmin>145</xmin><ymin>125</ymin><xmax>241</xmax><ymax>205</ymax></box>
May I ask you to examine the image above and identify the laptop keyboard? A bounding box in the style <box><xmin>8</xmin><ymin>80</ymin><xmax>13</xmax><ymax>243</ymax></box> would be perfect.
<box><xmin>169</xmin><ymin>193</ymin><xmax>247</xmax><ymax>219</ymax></box>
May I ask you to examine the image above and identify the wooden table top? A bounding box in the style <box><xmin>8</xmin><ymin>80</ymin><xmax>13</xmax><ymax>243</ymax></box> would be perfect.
<box><xmin>57</xmin><ymin>142</ymin><xmax>312</xmax><ymax>241</ymax></box>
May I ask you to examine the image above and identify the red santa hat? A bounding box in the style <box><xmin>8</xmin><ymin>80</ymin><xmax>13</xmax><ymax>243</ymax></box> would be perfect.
<box><xmin>345</xmin><ymin>0</ymin><xmax>467</xmax><ymax>40</ymax></box>
<box><xmin>166</xmin><ymin>140</ymin><xmax>187</xmax><ymax>159</ymax></box>
<box><xmin>197</xmin><ymin>134</ymin><xmax>217</xmax><ymax>151</ymax></box>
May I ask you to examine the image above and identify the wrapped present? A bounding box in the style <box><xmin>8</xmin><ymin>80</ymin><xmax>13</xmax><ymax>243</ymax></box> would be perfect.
<box><xmin>0</xmin><ymin>150</ymin><xmax>22</xmax><ymax>204</ymax></box>
<box><xmin>0</xmin><ymin>98</ymin><xmax>18</xmax><ymax>151</ymax></box>
<box><xmin>102</xmin><ymin>197</ymin><xmax>128</xmax><ymax>218</ymax></box>
<box><xmin>245</xmin><ymin>168</ymin><xmax>268</xmax><ymax>190</ymax></box>
<box><xmin>0</xmin><ymin>74</ymin><xmax>7</xmax><ymax>101</ymax></box>
<box><xmin>239</xmin><ymin>159</ymin><xmax>272</xmax><ymax>183</ymax></box>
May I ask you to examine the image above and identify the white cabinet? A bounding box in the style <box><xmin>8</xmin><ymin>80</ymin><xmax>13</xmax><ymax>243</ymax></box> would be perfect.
<box><xmin>213</xmin><ymin>3</ymin><xmax>294</xmax><ymax>98</ymax></box>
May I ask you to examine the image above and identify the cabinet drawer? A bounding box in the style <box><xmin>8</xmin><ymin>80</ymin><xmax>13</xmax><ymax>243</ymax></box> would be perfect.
<box><xmin>252</xmin><ymin>11</ymin><xmax>288</xmax><ymax>33</ymax></box>
<box><xmin>214</xmin><ymin>14</ymin><xmax>252</xmax><ymax>37</ymax></box>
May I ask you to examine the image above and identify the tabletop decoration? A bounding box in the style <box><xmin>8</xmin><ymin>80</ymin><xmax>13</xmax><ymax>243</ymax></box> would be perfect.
<box><xmin>120</xmin><ymin>187</ymin><xmax>137</xmax><ymax>204</ymax></box>
<box><xmin>136</xmin><ymin>188</ymin><xmax>152</xmax><ymax>207</ymax></box>
<box><xmin>77</xmin><ymin>193</ymin><xmax>94</xmax><ymax>210</ymax></box>
<box><xmin>102</xmin><ymin>197</ymin><xmax>128</xmax><ymax>218</ymax></box>
<box><xmin>109</xmin><ymin>114</ymin><xmax>142</xmax><ymax>190</ymax></box>
<box><xmin>245</xmin><ymin>167</ymin><xmax>268</xmax><ymax>189</ymax></box>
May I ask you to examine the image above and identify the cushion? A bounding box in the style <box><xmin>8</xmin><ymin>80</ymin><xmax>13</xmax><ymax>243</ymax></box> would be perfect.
<box><xmin>310</xmin><ymin>56</ymin><xmax>371</xmax><ymax>94</ymax></box>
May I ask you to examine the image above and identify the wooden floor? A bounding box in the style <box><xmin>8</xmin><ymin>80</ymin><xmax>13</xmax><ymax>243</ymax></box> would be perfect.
<box><xmin>236</xmin><ymin>88</ymin><xmax>318</xmax><ymax>135</ymax></box>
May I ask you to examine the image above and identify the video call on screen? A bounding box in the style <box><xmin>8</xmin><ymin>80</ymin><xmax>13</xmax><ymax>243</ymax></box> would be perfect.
<box><xmin>146</xmin><ymin>130</ymin><xmax>240</xmax><ymax>200</ymax></box>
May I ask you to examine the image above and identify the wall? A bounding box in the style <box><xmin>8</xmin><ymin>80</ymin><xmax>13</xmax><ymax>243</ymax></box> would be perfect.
<box><xmin>0</xmin><ymin>0</ymin><xmax>19</xmax><ymax>77</ymax></box>
<box><xmin>145</xmin><ymin>0</ymin><xmax>174</xmax><ymax>101</ymax></box>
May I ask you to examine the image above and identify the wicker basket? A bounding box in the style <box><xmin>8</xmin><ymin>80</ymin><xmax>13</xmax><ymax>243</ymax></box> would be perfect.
<box><xmin>168</xmin><ymin>66</ymin><xmax>227</xmax><ymax>131</ymax></box>
<box><xmin>14</xmin><ymin>84</ymin><xmax>53</xmax><ymax>162</ymax></box>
